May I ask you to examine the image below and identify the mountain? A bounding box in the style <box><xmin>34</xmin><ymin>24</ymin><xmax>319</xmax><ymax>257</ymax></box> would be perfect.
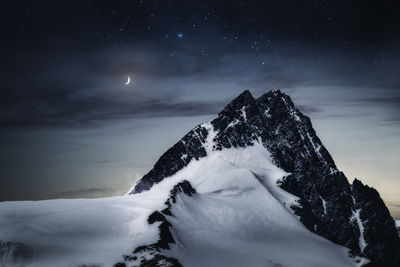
<box><xmin>1</xmin><ymin>90</ymin><xmax>399</xmax><ymax>267</ymax></box>
<box><xmin>129</xmin><ymin>89</ymin><xmax>400</xmax><ymax>266</ymax></box>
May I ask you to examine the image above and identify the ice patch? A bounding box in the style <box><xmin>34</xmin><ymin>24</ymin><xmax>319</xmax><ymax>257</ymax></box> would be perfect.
<box><xmin>351</xmin><ymin>208</ymin><xmax>367</xmax><ymax>253</ymax></box>
<box><xmin>226</xmin><ymin>119</ymin><xmax>240</xmax><ymax>129</ymax></box>
<box><xmin>330</xmin><ymin>167</ymin><xmax>339</xmax><ymax>175</ymax></box>
<box><xmin>350</xmin><ymin>196</ymin><xmax>367</xmax><ymax>254</ymax></box>
<box><xmin>306</xmin><ymin>131</ymin><xmax>322</xmax><ymax>159</ymax></box>
<box><xmin>181</xmin><ymin>154</ymin><xmax>188</xmax><ymax>161</ymax></box>
<box><xmin>240</xmin><ymin>106</ymin><xmax>247</xmax><ymax>122</ymax></box>
<box><xmin>264</xmin><ymin>107</ymin><xmax>271</xmax><ymax>118</ymax></box>
<box><xmin>320</xmin><ymin>195</ymin><xmax>327</xmax><ymax>215</ymax></box>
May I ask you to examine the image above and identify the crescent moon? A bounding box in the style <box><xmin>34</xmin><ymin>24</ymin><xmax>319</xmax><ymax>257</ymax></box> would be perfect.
<box><xmin>125</xmin><ymin>76</ymin><xmax>131</xmax><ymax>85</ymax></box>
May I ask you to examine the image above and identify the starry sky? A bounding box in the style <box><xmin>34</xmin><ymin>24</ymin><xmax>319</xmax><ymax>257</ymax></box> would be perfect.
<box><xmin>1</xmin><ymin>1</ymin><xmax>399</xmax><ymax>218</ymax></box>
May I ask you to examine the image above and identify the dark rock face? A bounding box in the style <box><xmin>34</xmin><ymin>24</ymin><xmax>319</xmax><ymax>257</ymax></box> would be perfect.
<box><xmin>131</xmin><ymin>89</ymin><xmax>400</xmax><ymax>266</ymax></box>
<box><xmin>117</xmin><ymin>181</ymin><xmax>195</xmax><ymax>267</ymax></box>
<box><xmin>132</xmin><ymin>127</ymin><xmax>208</xmax><ymax>193</ymax></box>
<box><xmin>352</xmin><ymin>179</ymin><xmax>400</xmax><ymax>266</ymax></box>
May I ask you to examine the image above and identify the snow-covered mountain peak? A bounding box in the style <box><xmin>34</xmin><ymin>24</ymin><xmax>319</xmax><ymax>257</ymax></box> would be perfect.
<box><xmin>131</xmin><ymin>89</ymin><xmax>333</xmax><ymax>194</ymax></box>
<box><xmin>130</xmin><ymin>89</ymin><xmax>400</xmax><ymax>266</ymax></box>
<box><xmin>1</xmin><ymin>89</ymin><xmax>399</xmax><ymax>267</ymax></box>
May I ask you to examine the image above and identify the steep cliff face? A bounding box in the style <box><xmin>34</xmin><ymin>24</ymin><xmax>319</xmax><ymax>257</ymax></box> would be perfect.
<box><xmin>131</xmin><ymin>89</ymin><xmax>400</xmax><ymax>266</ymax></box>
<box><xmin>352</xmin><ymin>179</ymin><xmax>400</xmax><ymax>266</ymax></box>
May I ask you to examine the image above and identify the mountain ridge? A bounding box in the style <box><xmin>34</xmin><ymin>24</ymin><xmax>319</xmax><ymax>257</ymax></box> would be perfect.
<box><xmin>131</xmin><ymin>89</ymin><xmax>400</xmax><ymax>266</ymax></box>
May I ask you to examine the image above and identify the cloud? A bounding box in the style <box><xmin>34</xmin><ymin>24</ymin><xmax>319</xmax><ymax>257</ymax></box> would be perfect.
<box><xmin>0</xmin><ymin>96</ymin><xmax>225</xmax><ymax>127</ymax></box>
<box><xmin>353</xmin><ymin>97</ymin><xmax>400</xmax><ymax>104</ymax></box>
<box><xmin>1</xmin><ymin>46</ymin><xmax>234</xmax><ymax>127</ymax></box>
<box><xmin>53</xmin><ymin>187</ymin><xmax>121</xmax><ymax>198</ymax></box>
<box><xmin>296</xmin><ymin>104</ymin><xmax>322</xmax><ymax>115</ymax></box>
<box><xmin>1</xmin><ymin>43</ymin><xmax>400</xmax><ymax>128</ymax></box>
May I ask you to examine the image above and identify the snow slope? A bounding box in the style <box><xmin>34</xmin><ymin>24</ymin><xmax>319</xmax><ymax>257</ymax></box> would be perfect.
<box><xmin>0</xmin><ymin>195</ymin><xmax>161</xmax><ymax>266</ymax></box>
<box><xmin>0</xmin><ymin>138</ymin><xmax>361</xmax><ymax>267</ymax></box>
<box><xmin>164</xmin><ymin>143</ymin><xmax>357</xmax><ymax>267</ymax></box>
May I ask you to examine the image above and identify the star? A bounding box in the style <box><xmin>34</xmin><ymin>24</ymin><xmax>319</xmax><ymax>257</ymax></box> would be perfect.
<box><xmin>177</xmin><ymin>33</ymin><xmax>183</xmax><ymax>38</ymax></box>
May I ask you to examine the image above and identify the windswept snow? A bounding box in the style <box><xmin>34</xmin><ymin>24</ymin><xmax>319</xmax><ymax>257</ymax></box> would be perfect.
<box><xmin>320</xmin><ymin>195</ymin><xmax>327</xmax><ymax>215</ymax></box>
<box><xmin>264</xmin><ymin>107</ymin><xmax>271</xmax><ymax>118</ymax></box>
<box><xmin>0</xmin><ymin>135</ymin><xmax>359</xmax><ymax>267</ymax></box>
<box><xmin>200</xmin><ymin>122</ymin><xmax>218</xmax><ymax>155</ymax></box>
<box><xmin>281</xmin><ymin>96</ymin><xmax>301</xmax><ymax>122</ymax></box>
<box><xmin>350</xmin><ymin>197</ymin><xmax>367</xmax><ymax>254</ymax></box>
<box><xmin>0</xmin><ymin>196</ymin><xmax>162</xmax><ymax>266</ymax></box>
<box><xmin>226</xmin><ymin>119</ymin><xmax>240</xmax><ymax>128</ymax></box>
<box><xmin>330</xmin><ymin>167</ymin><xmax>339</xmax><ymax>175</ymax></box>
<box><xmin>240</xmin><ymin>106</ymin><xmax>247</xmax><ymax>122</ymax></box>
<box><xmin>351</xmin><ymin>209</ymin><xmax>367</xmax><ymax>253</ymax></box>
<box><xmin>306</xmin><ymin>131</ymin><xmax>322</xmax><ymax>160</ymax></box>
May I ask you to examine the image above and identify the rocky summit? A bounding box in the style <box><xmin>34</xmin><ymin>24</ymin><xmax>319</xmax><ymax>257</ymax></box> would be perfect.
<box><xmin>132</xmin><ymin>89</ymin><xmax>400</xmax><ymax>267</ymax></box>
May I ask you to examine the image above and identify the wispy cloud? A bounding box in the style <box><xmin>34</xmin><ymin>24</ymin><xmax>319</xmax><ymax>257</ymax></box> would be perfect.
<box><xmin>53</xmin><ymin>187</ymin><xmax>121</xmax><ymax>198</ymax></box>
<box><xmin>1</xmin><ymin>43</ymin><xmax>400</xmax><ymax>128</ymax></box>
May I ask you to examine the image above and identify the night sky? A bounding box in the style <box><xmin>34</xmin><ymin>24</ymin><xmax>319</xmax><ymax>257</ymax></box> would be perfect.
<box><xmin>1</xmin><ymin>1</ymin><xmax>399</xmax><ymax>217</ymax></box>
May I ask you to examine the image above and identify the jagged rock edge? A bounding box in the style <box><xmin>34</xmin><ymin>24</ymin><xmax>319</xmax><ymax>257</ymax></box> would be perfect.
<box><xmin>115</xmin><ymin>180</ymin><xmax>195</xmax><ymax>267</ymax></box>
